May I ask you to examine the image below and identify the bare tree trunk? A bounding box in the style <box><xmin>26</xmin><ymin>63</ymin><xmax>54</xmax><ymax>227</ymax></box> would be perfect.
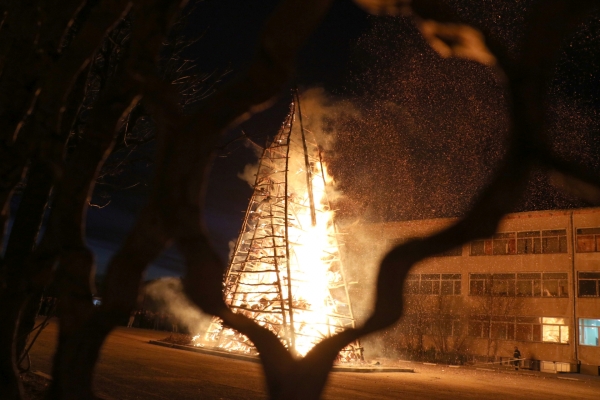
<box><xmin>0</xmin><ymin>1</ymin><xmax>122</xmax><ymax>398</ymax></box>
<box><xmin>22</xmin><ymin>2</ymin><xmax>187</xmax><ymax>398</ymax></box>
<box><xmin>0</xmin><ymin>60</ymin><xmax>89</xmax><ymax>400</ymax></box>
<box><xmin>4</xmin><ymin>164</ymin><xmax>52</xmax><ymax>262</ymax></box>
<box><xmin>5</xmin><ymin>162</ymin><xmax>53</xmax><ymax>349</ymax></box>
<box><xmin>0</xmin><ymin>0</ymin><xmax>130</xmax><ymax>251</ymax></box>
<box><xmin>0</xmin><ymin>288</ymin><xmax>26</xmax><ymax>398</ymax></box>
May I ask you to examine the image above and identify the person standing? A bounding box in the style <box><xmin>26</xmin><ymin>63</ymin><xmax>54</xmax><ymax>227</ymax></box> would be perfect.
<box><xmin>513</xmin><ymin>346</ymin><xmax>521</xmax><ymax>369</ymax></box>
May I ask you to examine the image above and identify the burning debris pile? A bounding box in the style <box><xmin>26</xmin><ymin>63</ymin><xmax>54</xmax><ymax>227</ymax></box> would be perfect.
<box><xmin>194</xmin><ymin>93</ymin><xmax>362</xmax><ymax>361</ymax></box>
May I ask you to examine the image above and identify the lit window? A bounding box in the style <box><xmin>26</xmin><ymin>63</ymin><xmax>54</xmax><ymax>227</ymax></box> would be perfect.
<box><xmin>579</xmin><ymin>319</ymin><xmax>600</xmax><ymax>346</ymax></box>
<box><xmin>542</xmin><ymin>317</ymin><xmax>569</xmax><ymax>343</ymax></box>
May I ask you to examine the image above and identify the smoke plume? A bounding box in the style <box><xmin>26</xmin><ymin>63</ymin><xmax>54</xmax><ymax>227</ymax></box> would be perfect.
<box><xmin>145</xmin><ymin>277</ymin><xmax>212</xmax><ymax>334</ymax></box>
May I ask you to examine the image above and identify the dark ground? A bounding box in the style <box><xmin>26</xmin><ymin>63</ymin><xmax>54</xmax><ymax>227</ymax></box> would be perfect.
<box><xmin>27</xmin><ymin>319</ymin><xmax>600</xmax><ymax>399</ymax></box>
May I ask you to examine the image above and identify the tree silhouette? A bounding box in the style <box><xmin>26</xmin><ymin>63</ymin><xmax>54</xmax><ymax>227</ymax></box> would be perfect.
<box><xmin>0</xmin><ymin>1</ymin><xmax>598</xmax><ymax>399</ymax></box>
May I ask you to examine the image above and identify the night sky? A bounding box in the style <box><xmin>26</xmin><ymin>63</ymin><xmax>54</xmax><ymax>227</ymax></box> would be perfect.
<box><xmin>83</xmin><ymin>0</ymin><xmax>600</xmax><ymax>279</ymax></box>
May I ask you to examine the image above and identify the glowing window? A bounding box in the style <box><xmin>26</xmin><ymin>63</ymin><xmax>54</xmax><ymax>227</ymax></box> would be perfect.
<box><xmin>542</xmin><ymin>317</ymin><xmax>569</xmax><ymax>343</ymax></box>
<box><xmin>579</xmin><ymin>319</ymin><xmax>600</xmax><ymax>346</ymax></box>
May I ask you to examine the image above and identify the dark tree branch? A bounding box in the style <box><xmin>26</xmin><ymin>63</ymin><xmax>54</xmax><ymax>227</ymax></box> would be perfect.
<box><xmin>24</xmin><ymin>1</ymin><xmax>189</xmax><ymax>398</ymax></box>
<box><xmin>0</xmin><ymin>0</ymin><xmax>132</xmax><ymax>253</ymax></box>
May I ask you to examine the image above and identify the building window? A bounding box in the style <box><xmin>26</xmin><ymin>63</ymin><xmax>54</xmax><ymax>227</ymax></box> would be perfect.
<box><xmin>468</xmin><ymin>315</ymin><xmax>569</xmax><ymax>343</ymax></box>
<box><xmin>516</xmin><ymin>316</ymin><xmax>542</xmax><ymax>341</ymax></box>
<box><xmin>469</xmin><ymin>273</ymin><xmax>568</xmax><ymax>297</ymax></box>
<box><xmin>541</xmin><ymin>230</ymin><xmax>568</xmax><ymax>253</ymax></box>
<box><xmin>490</xmin><ymin>316</ymin><xmax>516</xmax><ymax>340</ymax></box>
<box><xmin>542</xmin><ymin>317</ymin><xmax>569</xmax><ymax>343</ymax></box>
<box><xmin>471</xmin><ymin>229</ymin><xmax>567</xmax><ymax>256</ymax></box>
<box><xmin>541</xmin><ymin>273</ymin><xmax>569</xmax><ymax>297</ymax></box>
<box><xmin>420</xmin><ymin>274</ymin><xmax>440</xmax><ymax>295</ymax></box>
<box><xmin>430</xmin><ymin>316</ymin><xmax>463</xmax><ymax>337</ymax></box>
<box><xmin>468</xmin><ymin>315</ymin><xmax>517</xmax><ymax>340</ymax></box>
<box><xmin>493</xmin><ymin>233</ymin><xmax>516</xmax><ymax>255</ymax></box>
<box><xmin>405</xmin><ymin>273</ymin><xmax>462</xmax><ymax>295</ymax></box>
<box><xmin>579</xmin><ymin>319</ymin><xmax>600</xmax><ymax>346</ymax></box>
<box><xmin>405</xmin><ymin>274</ymin><xmax>420</xmax><ymax>294</ymax></box>
<box><xmin>471</xmin><ymin>234</ymin><xmax>516</xmax><ymax>256</ymax></box>
<box><xmin>491</xmin><ymin>274</ymin><xmax>516</xmax><ymax>296</ymax></box>
<box><xmin>469</xmin><ymin>274</ymin><xmax>490</xmax><ymax>295</ymax></box>
<box><xmin>468</xmin><ymin>273</ymin><xmax>519</xmax><ymax>296</ymax></box>
<box><xmin>516</xmin><ymin>273</ymin><xmax>542</xmax><ymax>296</ymax></box>
<box><xmin>468</xmin><ymin>315</ymin><xmax>490</xmax><ymax>338</ymax></box>
<box><xmin>578</xmin><ymin>272</ymin><xmax>600</xmax><ymax>297</ymax></box>
<box><xmin>517</xmin><ymin>231</ymin><xmax>542</xmax><ymax>254</ymax></box>
<box><xmin>441</xmin><ymin>274</ymin><xmax>462</xmax><ymax>295</ymax></box>
<box><xmin>576</xmin><ymin>228</ymin><xmax>600</xmax><ymax>252</ymax></box>
<box><xmin>470</xmin><ymin>239</ymin><xmax>492</xmax><ymax>256</ymax></box>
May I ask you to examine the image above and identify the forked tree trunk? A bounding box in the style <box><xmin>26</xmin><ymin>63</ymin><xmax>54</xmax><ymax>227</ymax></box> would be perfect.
<box><xmin>0</xmin><ymin>7</ymin><xmax>112</xmax><ymax>395</ymax></box>
<box><xmin>38</xmin><ymin>2</ymin><xmax>186</xmax><ymax>398</ymax></box>
<box><xmin>0</xmin><ymin>0</ymin><xmax>130</xmax><ymax>252</ymax></box>
<box><xmin>0</xmin><ymin>54</ymin><xmax>90</xmax><ymax>398</ymax></box>
<box><xmin>5</xmin><ymin>162</ymin><xmax>53</xmax><ymax>354</ymax></box>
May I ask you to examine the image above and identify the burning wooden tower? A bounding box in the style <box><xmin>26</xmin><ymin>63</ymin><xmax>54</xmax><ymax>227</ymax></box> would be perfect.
<box><xmin>197</xmin><ymin>92</ymin><xmax>362</xmax><ymax>361</ymax></box>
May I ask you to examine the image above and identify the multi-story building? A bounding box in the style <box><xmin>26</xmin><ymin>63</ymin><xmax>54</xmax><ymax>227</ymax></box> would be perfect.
<box><xmin>345</xmin><ymin>208</ymin><xmax>600</xmax><ymax>375</ymax></box>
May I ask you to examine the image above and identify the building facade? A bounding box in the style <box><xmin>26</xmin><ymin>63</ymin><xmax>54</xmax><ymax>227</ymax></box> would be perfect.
<box><xmin>346</xmin><ymin>208</ymin><xmax>600</xmax><ymax>375</ymax></box>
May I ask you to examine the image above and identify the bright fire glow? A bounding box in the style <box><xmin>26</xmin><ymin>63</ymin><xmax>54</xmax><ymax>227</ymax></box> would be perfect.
<box><xmin>193</xmin><ymin>103</ymin><xmax>361</xmax><ymax>361</ymax></box>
